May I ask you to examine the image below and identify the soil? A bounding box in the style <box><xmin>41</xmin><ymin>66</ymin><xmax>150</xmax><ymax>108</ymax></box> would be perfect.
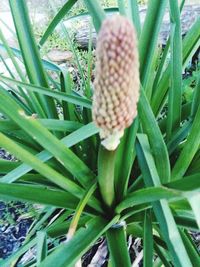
<box><xmin>0</xmin><ymin>149</ymin><xmax>33</xmax><ymax>261</ymax></box>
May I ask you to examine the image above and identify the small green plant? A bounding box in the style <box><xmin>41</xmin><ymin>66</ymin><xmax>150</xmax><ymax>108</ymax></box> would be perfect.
<box><xmin>0</xmin><ymin>0</ymin><xmax>200</xmax><ymax>266</ymax></box>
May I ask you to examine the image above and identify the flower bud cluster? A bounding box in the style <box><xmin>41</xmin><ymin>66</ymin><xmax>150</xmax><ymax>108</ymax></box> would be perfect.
<box><xmin>92</xmin><ymin>15</ymin><xmax>140</xmax><ymax>150</ymax></box>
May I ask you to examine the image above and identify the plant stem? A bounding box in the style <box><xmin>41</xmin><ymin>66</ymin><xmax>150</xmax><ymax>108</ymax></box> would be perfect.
<box><xmin>98</xmin><ymin>145</ymin><xmax>116</xmax><ymax>210</ymax></box>
<box><xmin>106</xmin><ymin>224</ymin><xmax>131</xmax><ymax>267</ymax></box>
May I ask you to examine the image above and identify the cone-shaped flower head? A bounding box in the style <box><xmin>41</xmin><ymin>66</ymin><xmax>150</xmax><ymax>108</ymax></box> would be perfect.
<box><xmin>92</xmin><ymin>15</ymin><xmax>140</xmax><ymax>150</ymax></box>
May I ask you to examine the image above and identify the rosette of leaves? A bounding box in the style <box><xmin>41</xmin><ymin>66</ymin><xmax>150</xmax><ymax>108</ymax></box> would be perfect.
<box><xmin>0</xmin><ymin>0</ymin><xmax>200</xmax><ymax>267</ymax></box>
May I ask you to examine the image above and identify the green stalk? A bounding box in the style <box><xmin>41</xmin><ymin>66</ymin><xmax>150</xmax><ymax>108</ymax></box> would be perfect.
<box><xmin>106</xmin><ymin>224</ymin><xmax>131</xmax><ymax>267</ymax></box>
<box><xmin>98</xmin><ymin>145</ymin><xmax>116</xmax><ymax>210</ymax></box>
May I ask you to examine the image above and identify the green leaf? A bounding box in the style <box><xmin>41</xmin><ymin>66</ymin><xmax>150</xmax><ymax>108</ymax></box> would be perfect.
<box><xmin>47</xmin><ymin>216</ymin><xmax>90</xmax><ymax>238</ymax></box>
<box><xmin>1</xmin><ymin>122</ymin><xmax>98</xmax><ymax>183</ymax></box>
<box><xmin>0</xmin><ymin>118</ymin><xmax>82</xmax><ymax>132</ymax></box>
<box><xmin>167</xmin><ymin>120</ymin><xmax>192</xmax><ymax>155</ymax></box>
<box><xmin>37</xmin><ymin>119</ymin><xmax>82</xmax><ymax>132</ymax></box>
<box><xmin>166</xmin><ymin>173</ymin><xmax>200</xmax><ymax>191</ymax></box>
<box><xmin>172</xmin><ymin>106</ymin><xmax>200</xmax><ymax>180</ymax></box>
<box><xmin>188</xmin><ymin>194</ymin><xmax>200</xmax><ymax>229</ymax></box>
<box><xmin>39</xmin><ymin>216</ymin><xmax>120</xmax><ymax>267</ymax></box>
<box><xmin>39</xmin><ymin>0</ymin><xmax>78</xmax><ymax>46</ymax></box>
<box><xmin>98</xmin><ymin>145</ymin><xmax>116</xmax><ymax>209</ymax></box>
<box><xmin>106</xmin><ymin>224</ymin><xmax>131</xmax><ymax>267</ymax></box>
<box><xmin>67</xmin><ymin>183</ymin><xmax>97</xmax><ymax>239</ymax></box>
<box><xmin>0</xmin><ymin>43</ymin><xmax>60</xmax><ymax>71</ymax></box>
<box><xmin>37</xmin><ymin>231</ymin><xmax>47</xmax><ymax>265</ymax></box>
<box><xmin>180</xmin><ymin>229</ymin><xmax>200</xmax><ymax>266</ymax></box>
<box><xmin>152</xmin><ymin>17</ymin><xmax>200</xmax><ymax>115</ymax></box>
<box><xmin>0</xmin><ymin>159</ymin><xmax>20</xmax><ymax>174</ymax></box>
<box><xmin>116</xmin><ymin>186</ymin><xmax>185</xmax><ymax>213</ymax></box>
<box><xmin>9</xmin><ymin>0</ymin><xmax>58</xmax><ymax>119</ymax></box>
<box><xmin>115</xmin><ymin>119</ymin><xmax>139</xmax><ymax>201</ymax></box>
<box><xmin>136</xmin><ymin>134</ymin><xmax>192</xmax><ymax>267</ymax></box>
<box><xmin>83</xmin><ymin>0</ymin><xmax>106</xmax><ymax>32</ymax></box>
<box><xmin>138</xmin><ymin>89</ymin><xmax>170</xmax><ymax>183</ymax></box>
<box><xmin>173</xmin><ymin>209</ymin><xmax>199</xmax><ymax>230</ymax></box>
<box><xmin>143</xmin><ymin>210</ymin><xmax>153</xmax><ymax>267</ymax></box>
<box><xmin>191</xmin><ymin>74</ymin><xmax>200</xmax><ymax>116</ymax></box>
<box><xmin>60</xmin><ymin>70</ymin><xmax>76</xmax><ymax>121</ymax></box>
<box><xmin>0</xmin><ymin>133</ymin><xmax>102</xmax><ymax>213</ymax></box>
<box><xmin>117</xmin><ymin>0</ymin><xmax>126</xmax><ymax>16</ymax></box>
<box><xmin>0</xmin><ymin>182</ymin><xmax>79</xmax><ymax>209</ymax></box>
<box><xmin>0</xmin><ymin>28</ymin><xmax>34</xmax><ymax>109</ymax></box>
<box><xmin>128</xmin><ymin>0</ymin><xmax>141</xmax><ymax>36</ymax></box>
<box><xmin>154</xmin><ymin>244</ymin><xmax>172</xmax><ymax>267</ymax></box>
<box><xmin>0</xmin><ymin>88</ymin><xmax>94</xmax><ymax>188</ymax></box>
<box><xmin>0</xmin><ymin>75</ymin><xmax>92</xmax><ymax>109</ymax></box>
<box><xmin>139</xmin><ymin>0</ymin><xmax>167</xmax><ymax>89</ymax></box>
<box><xmin>167</xmin><ymin>0</ymin><xmax>182</xmax><ymax>139</ymax></box>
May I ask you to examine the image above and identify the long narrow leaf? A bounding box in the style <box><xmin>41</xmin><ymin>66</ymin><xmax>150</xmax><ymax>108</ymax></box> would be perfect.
<box><xmin>128</xmin><ymin>0</ymin><xmax>141</xmax><ymax>36</ymax></box>
<box><xmin>1</xmin><ymin>122</ymin><xmax>98</xmax><ymax>183</ymax></box>
<box><xmin>0</xmin><ymin>87</ymin><xmax>94</xmax><ymax>188</ymax></box>
<box><xmin>172</xmin><ymin>106</ymin><xmax>200</xmax><ymax>180</ymax></box>
<box><xmin>138</xmin><ymin>89</ymin><xmax>170</xmax><ymax>183</ymax></box>
<box><xmin>0</xmin><ymin>182</ymin><xmax>79</xmax><ymax>209</ymax></box>
<box><xmin>139</xmin><ymin>0</ymin><xmax>167</xmax><ymax>90</ymax></box>
<box><xmin>143</xmin><ymin>210</ymin><xmax>153</xmax><ymax>267</ymax></box>
<box><xmin>39</xmin><ymin>0</ymin><xmax>78</xmax><ymax>46</ymax></box>
<box><xmin>9</xmin><ymin>0</ymin><xmax>58</xmax><ymax>119</ymax></box>
<box><xmin>167</xmin><ymin>0</ymin><xmax>182</xmax><ymax>139</ymax></box>
<box><xmin>39</xmin><ymin>216</ymin><xmax>119</xmax><ymax>267</ymax></box>
<box><xmin>152</xmin><ymin>17</ymin><xmax>200</xmax><ymax>115</ymax></box>
<box><xmin>136</xmin><ymin>134</ymin><xmax>192</xmax><ymax>267</ymax></box>
<box><xmin>83</xmin><ymin>0</ymin><xmax>106</xmax><ymax>33</ymax></box>
<box><xmin>0</xmin><ymin>75</ymin><xmax>92</xmax><ymax>109</ymax></box>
